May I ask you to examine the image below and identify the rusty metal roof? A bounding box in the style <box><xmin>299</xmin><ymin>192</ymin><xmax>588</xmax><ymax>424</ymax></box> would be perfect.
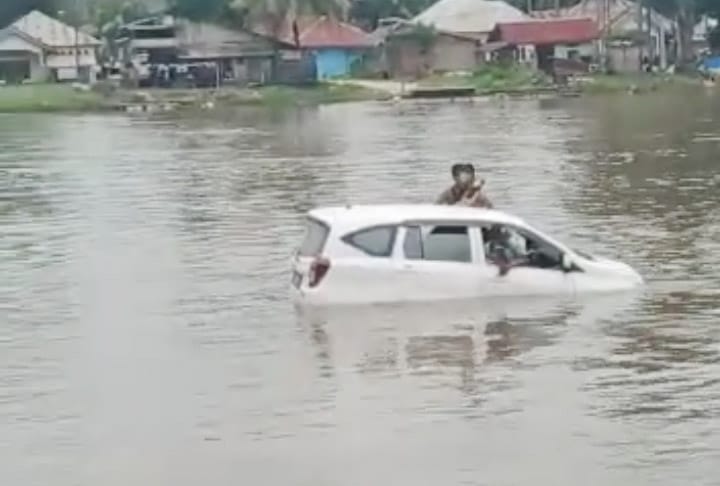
<box><xmin>258</xmin><ymin>16</ymin><xmax>374</xmax><ymax>49</ymax></box>
<box><xmin>491</xmin><ymin>18</ymin><xmax>600</xmax><ymax>45</ymax></box>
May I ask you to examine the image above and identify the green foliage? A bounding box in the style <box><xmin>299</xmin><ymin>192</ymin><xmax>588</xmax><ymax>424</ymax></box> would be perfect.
<box><xmin>0</xmin><ymin>84</ymin><xmax>103</xmax><ymax>113</ymax></box>
<box><xmin>235</xmin><ymin>0</ymin><xmax>349</xmax><ymax>34</ymax></box>
<box><xmin>470</xmin><ymin>64</ymin><xmax>549</xmax><ymax>91</ymax></box>
<box><xmin>0</xmin><ymin>0</ymin><xmax>60</xmax><ymax>26</ymax></box>
<box><xmin>349</xmin><ymin>0</ymin><xmax>433</xmax><ymax>30</ymax></box>
<box><xmin>169</xmin><ymin>0</ymin><xmax>231</xmax><ymax>21</ymax></box>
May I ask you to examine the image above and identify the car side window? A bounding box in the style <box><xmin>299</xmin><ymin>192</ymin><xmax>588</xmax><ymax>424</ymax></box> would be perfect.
<box><xmin>342</xmin><ymin>225</ymin><xmax>397</xmax><ymax>257</ymax></box>
<box><xmin>403</xmin><ymin>225</ymin><xmax>472</xmax><ymax>263</ymax></box>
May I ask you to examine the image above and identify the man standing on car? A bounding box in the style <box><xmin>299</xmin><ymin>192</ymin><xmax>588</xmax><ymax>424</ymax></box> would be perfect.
<box><xmin>436</xmin><ymin>164</ymin><xmax>493</xmax><ymax>208</ymax></box>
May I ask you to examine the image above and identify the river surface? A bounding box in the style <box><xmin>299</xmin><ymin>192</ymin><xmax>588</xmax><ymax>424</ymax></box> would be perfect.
<box><xmin>2</xmin><ymin>91</ymin><xmax>720</xmax><ymax>486</ymax></box>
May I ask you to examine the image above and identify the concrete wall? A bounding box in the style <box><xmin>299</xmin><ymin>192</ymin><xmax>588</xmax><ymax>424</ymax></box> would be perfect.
<box><xmin>0</xmin><ymin>53</ymin><xmax>48</xmax><ymax>82</ymax></box>
<box><xmin>554</xmin><ymin>43</ymin><xmax>596</xmax><ymax>60</ymax></box>
<box><xmin>384</xmin><ymin>34</ymin><xmax>480</xmax><ymax>79</ymax></box>
<box><xmin>430</xmin><ymin>35</ymin><xmax>479</xmax><ymax>72</ymax></box>
<box><xmin>608</xmin><ymin>44</ymin><xmax>641</xmax><ymax>73</ymax></box>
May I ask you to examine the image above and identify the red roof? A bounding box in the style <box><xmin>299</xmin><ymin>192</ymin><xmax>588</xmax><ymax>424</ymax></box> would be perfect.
<box><xmin>491</xmin><ymin>18</ymin><xmax>599</xmax><ymax>45</ymax></box>
<box><xmin>257</xmin><ymin>16</ymin><xmax>374</xmax><ymax>49</ymax></box>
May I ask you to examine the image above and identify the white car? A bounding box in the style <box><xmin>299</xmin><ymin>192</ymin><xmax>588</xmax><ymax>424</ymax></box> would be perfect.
<box><xmin>290</xmin><ymin>204</ymin><xmax>644</xmax><ymax>306</ymax></box>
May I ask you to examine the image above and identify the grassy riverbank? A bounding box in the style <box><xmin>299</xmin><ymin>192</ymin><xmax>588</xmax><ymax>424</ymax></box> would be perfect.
<box><xmin>416</xmin><ymin>66</ymin><xmax>704</xmax><ymax>96</ymax></box>
<box><xmin>0</xmin><ymin>82</ymin><xmax>386</xmax><ymax>114</ymax></box>
<box><xmin>0</xmin><ymin>84</ymin><xmax>104</xmax><ymax>112</ymax></box>
<box><xmin>419</xmin><ymin>65</ymin><xmax>552</xmax><ymax>93</ymax></box>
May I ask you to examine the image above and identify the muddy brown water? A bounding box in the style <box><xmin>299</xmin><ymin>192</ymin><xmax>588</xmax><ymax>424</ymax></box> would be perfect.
<box><xmin>2</xmin><ymin>91</ymin><xmax>720</xmax><ymax>485</ymax></box>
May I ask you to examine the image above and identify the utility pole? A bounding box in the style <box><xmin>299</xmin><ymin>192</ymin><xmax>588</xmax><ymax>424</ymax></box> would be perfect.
<box><xmin>73</xmin><ymin>0</ymin><xmax>80</xmax><ymax>81</ymax></box>
<box><xmin>637</xmin><ymin>0</ymin><xmax>644</xmax><ymax>72</ymax></box>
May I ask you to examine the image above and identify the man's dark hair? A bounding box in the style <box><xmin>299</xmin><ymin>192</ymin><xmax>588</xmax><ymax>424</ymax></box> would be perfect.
<box><xmin>462</xmin><ymin>164</ymin><xmax>476</xmax><ymax>175</ymax></box>
<box><xmin>451</xmin><ymin>163</ymin><xmax>464</xmax><ymax>177</ymax></box>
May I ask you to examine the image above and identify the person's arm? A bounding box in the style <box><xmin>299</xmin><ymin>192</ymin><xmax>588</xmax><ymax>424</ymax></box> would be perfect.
<box><xmin>436</xmin><ymin>188</ymin><xmax>453</xmax><ymax>205</ymax></box>
<box><xmin>464</xmin><ymin>190</ymin><xmax>493</xmax><ymax>208</ymax></box>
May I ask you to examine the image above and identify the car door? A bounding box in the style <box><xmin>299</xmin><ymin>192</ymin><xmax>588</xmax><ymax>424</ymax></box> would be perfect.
<box><xmin>394</xmin><ymin>223</ymin><xmax>487</xmax><ymax>301</ymax></box>
<box><xmin>477</xmin><ymin>223</ymin><xmax>576</xmax><ymax>297</ymax></box>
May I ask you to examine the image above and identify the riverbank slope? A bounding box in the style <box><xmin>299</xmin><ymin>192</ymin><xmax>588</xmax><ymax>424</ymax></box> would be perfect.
<box><xmin>0</xmin><ymin>82</ymin><xmax>389</xmax><ymax>114</ymax></box>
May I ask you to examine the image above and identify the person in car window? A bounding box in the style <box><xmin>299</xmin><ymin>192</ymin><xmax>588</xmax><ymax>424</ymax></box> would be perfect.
<box><xmin>483</xmin><ymin>225</ymin><xmax>525</xmax><ymax>275</ymax></box>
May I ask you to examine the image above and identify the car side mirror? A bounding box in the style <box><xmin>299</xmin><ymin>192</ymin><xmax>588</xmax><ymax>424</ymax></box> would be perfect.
<box><xmin>561</xmin><ymin>254</ymin><xmax>573</xmax><ymax>272</ymax></box>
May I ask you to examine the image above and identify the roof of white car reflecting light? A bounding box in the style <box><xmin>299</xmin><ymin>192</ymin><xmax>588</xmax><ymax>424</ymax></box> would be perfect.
<box><xmin>308</xmin><ymin>204</ymin><xmax>526</xmax><ymax>229</ymax></box>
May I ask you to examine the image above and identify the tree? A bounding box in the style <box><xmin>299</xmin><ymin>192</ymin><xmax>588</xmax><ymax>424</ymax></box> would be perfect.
<box><xmin>349</xmin><ymin>0</ymin><xmax>434</xmax><ymax>30</ymax></box>
<box><xmin>645</xmin><ymin>0</ymin><xmax>719</xmax><ymax>66</ymax></box>
<box><xmin>168</xmin><ymin>0</ymin><xmax>231</xmax><ymax>21</ymax></box>
<box><xmin>0</xmin><ymin>0</ymin><xmax>61</xmax><ymax>26</ymax></box>
<box><xmin>234</xmin><ymin>0</ymin><xmax>349</xmax><ymax>38</ymax></box>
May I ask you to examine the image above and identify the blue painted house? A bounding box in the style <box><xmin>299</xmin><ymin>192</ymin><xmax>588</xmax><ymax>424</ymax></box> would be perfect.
<box><xmin>267</xmin><ymin>16</ymin><xmax>374</xmax><ymax>80</ymax></box>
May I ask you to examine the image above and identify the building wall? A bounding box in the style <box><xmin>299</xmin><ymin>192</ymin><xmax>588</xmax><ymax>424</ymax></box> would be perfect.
<box><xmin>607</xmin><ymin>44</ymin><xmax>642</xmax><ymax>73</ymax></box>
<box><xmin>554</xmin><ymin>43</ymin><xmax>596</xmax><ymax>60</ymax></box>
<box><xmin>314</xmin><ymin>49</ymin><xmax>363</xmax><ymax>79</ymax></box>
<box><xmin>430</xmin><ymin>36</ymin><xmax>479</xmax><ymax>72</ymax></box>
<box><xmin>0</xmin><ymin>53</ymin><xmax>47</xmax><ymax>82</ymax></box>
<box><xmin>0</xmin><ymin>34</ymin><xmax>51</xmax><ymax>82</ymax></box>
<box><xmin>384</xmin><ymin>34</ymin><xmax>480</xmax><ymax>79</ymax></box>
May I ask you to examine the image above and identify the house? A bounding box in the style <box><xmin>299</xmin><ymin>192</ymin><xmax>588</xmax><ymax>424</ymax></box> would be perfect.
<box><xmin>117</xmin><ymin>16</ymin><xmax>298</xmax><ymax>87</ymax></box>
<box><xmin>376</xmin><ymin>19</ymin><xmax>482</xmax><ymax>78</ymax></box>
<box><xmin>0</xmin><ymin>10</ymin><xmax>100</xmax><ymax>83</ymax></box>
<box><xmin>532</xmin><ymin>0</ymin><xmax>675</xmax><ymax>72</ymax></box>
<box><xmin>693</xmin><ymin>15</ymin><xmax>718</xmax><ymax>56</ymax></box>
<box><xmin>412</xmin><ymin>0</ymin><xmax>529</xmax><ymax>42</ymax></box>
<box><xmin>488</xmin><ymin>18</ymin><xmax>600</xmax><ymax>74</ymax></box>
<box><xmin>255</xmin><ymin>16</ymin><xmax>374</xmax><ymax>80</ymax></box>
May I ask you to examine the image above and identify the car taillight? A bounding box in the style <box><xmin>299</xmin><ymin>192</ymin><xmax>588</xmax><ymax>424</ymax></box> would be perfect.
<box><xmin>308</xmin><ymin>257</ymin><xmax>331</xmax><ymax>288</ymax></box>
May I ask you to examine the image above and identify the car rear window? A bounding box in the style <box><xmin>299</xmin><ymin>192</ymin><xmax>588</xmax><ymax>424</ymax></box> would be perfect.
<box><xmin>298</xmin><ymin>218</ymin><xmax>330</xmax><ymax>257</ymax></box>
<box><xmin>342</xmin><ymin>225</ymin><xmax>397</xmax><ymax>257</ymax></box>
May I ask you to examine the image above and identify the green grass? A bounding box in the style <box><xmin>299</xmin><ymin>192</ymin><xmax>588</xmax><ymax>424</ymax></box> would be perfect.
<box><xmin>419</xmin><ymin>64</ymin><xmax>552</xmax><ymax>93</ymax></box>
<box><xmin>0</xmin><ymin>83</ymin><xmax>104</xmax><ymax>113</ymax></box>
<box><xmin>219</xmin><ymin>83</ymin><xmax>387</xmax><ymax>107</ymax></box>
<box><xmin>0</xmin><ymin>82</ymin><xmax>385</xmax><ymax>113</ymax></box>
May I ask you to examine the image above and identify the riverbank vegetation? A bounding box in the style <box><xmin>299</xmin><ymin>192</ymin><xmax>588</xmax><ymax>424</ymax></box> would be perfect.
<box><xmin>0</xmin><ymin>84</ymin><xmax>104</xmax><ymax>113</ymax></box>
<box><xmin>415</xmin><ymin>64</ymin><xmax>706</xmax><ymax>97</ymax></box>
<box><xmin>0</xmin><ymin>82</ymin><xmax>386</xmax><ymax>113</ymax></box>
<box><xmin>419</xmin><ymin>65</ymin><xmax>552</xmax><ymax>94</ymax></box>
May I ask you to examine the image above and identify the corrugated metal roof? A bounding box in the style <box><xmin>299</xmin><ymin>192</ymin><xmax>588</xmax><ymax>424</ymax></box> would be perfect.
<box><xmin>492</xmin><ymin>18</ymin><xmax>600</xmax><ymax>45</ymax></box>
<box><xmin>12</xmin><ymin>10</ymin><xmax>101</xmax><ymax>47</ymax></box>
<box><xmin>259</xmin><ymin>16</ymin><xmax>374</xmax><ymax>48</ymax></box>
<box><xmin>412</xmin><ymin>0</ymin><xmax>528</xmax><ymax>34</ymax></box>
<box><xmin>530</xmin><ymin>0</ymin><xmax>674</xmax><ymax>34</ymax></box>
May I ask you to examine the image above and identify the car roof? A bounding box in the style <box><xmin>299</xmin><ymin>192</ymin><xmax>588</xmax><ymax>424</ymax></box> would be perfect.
<box><xmin>308</xmin><ymin>204</ymin><xmax>527</xmax><ymax>229</ymax></box>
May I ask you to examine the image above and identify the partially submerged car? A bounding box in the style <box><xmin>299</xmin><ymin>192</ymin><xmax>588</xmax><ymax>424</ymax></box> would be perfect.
<box><xmin>291</xmin><ymin>204</ymin><xmax>643</xmax><ymax>306</ymax></box>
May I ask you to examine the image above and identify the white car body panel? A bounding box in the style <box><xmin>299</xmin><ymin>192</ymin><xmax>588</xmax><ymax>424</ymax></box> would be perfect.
<box><xmin>290</xmin><ymin>204</ymin><xmax>644</xmax><ymax>306</ymax></box>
